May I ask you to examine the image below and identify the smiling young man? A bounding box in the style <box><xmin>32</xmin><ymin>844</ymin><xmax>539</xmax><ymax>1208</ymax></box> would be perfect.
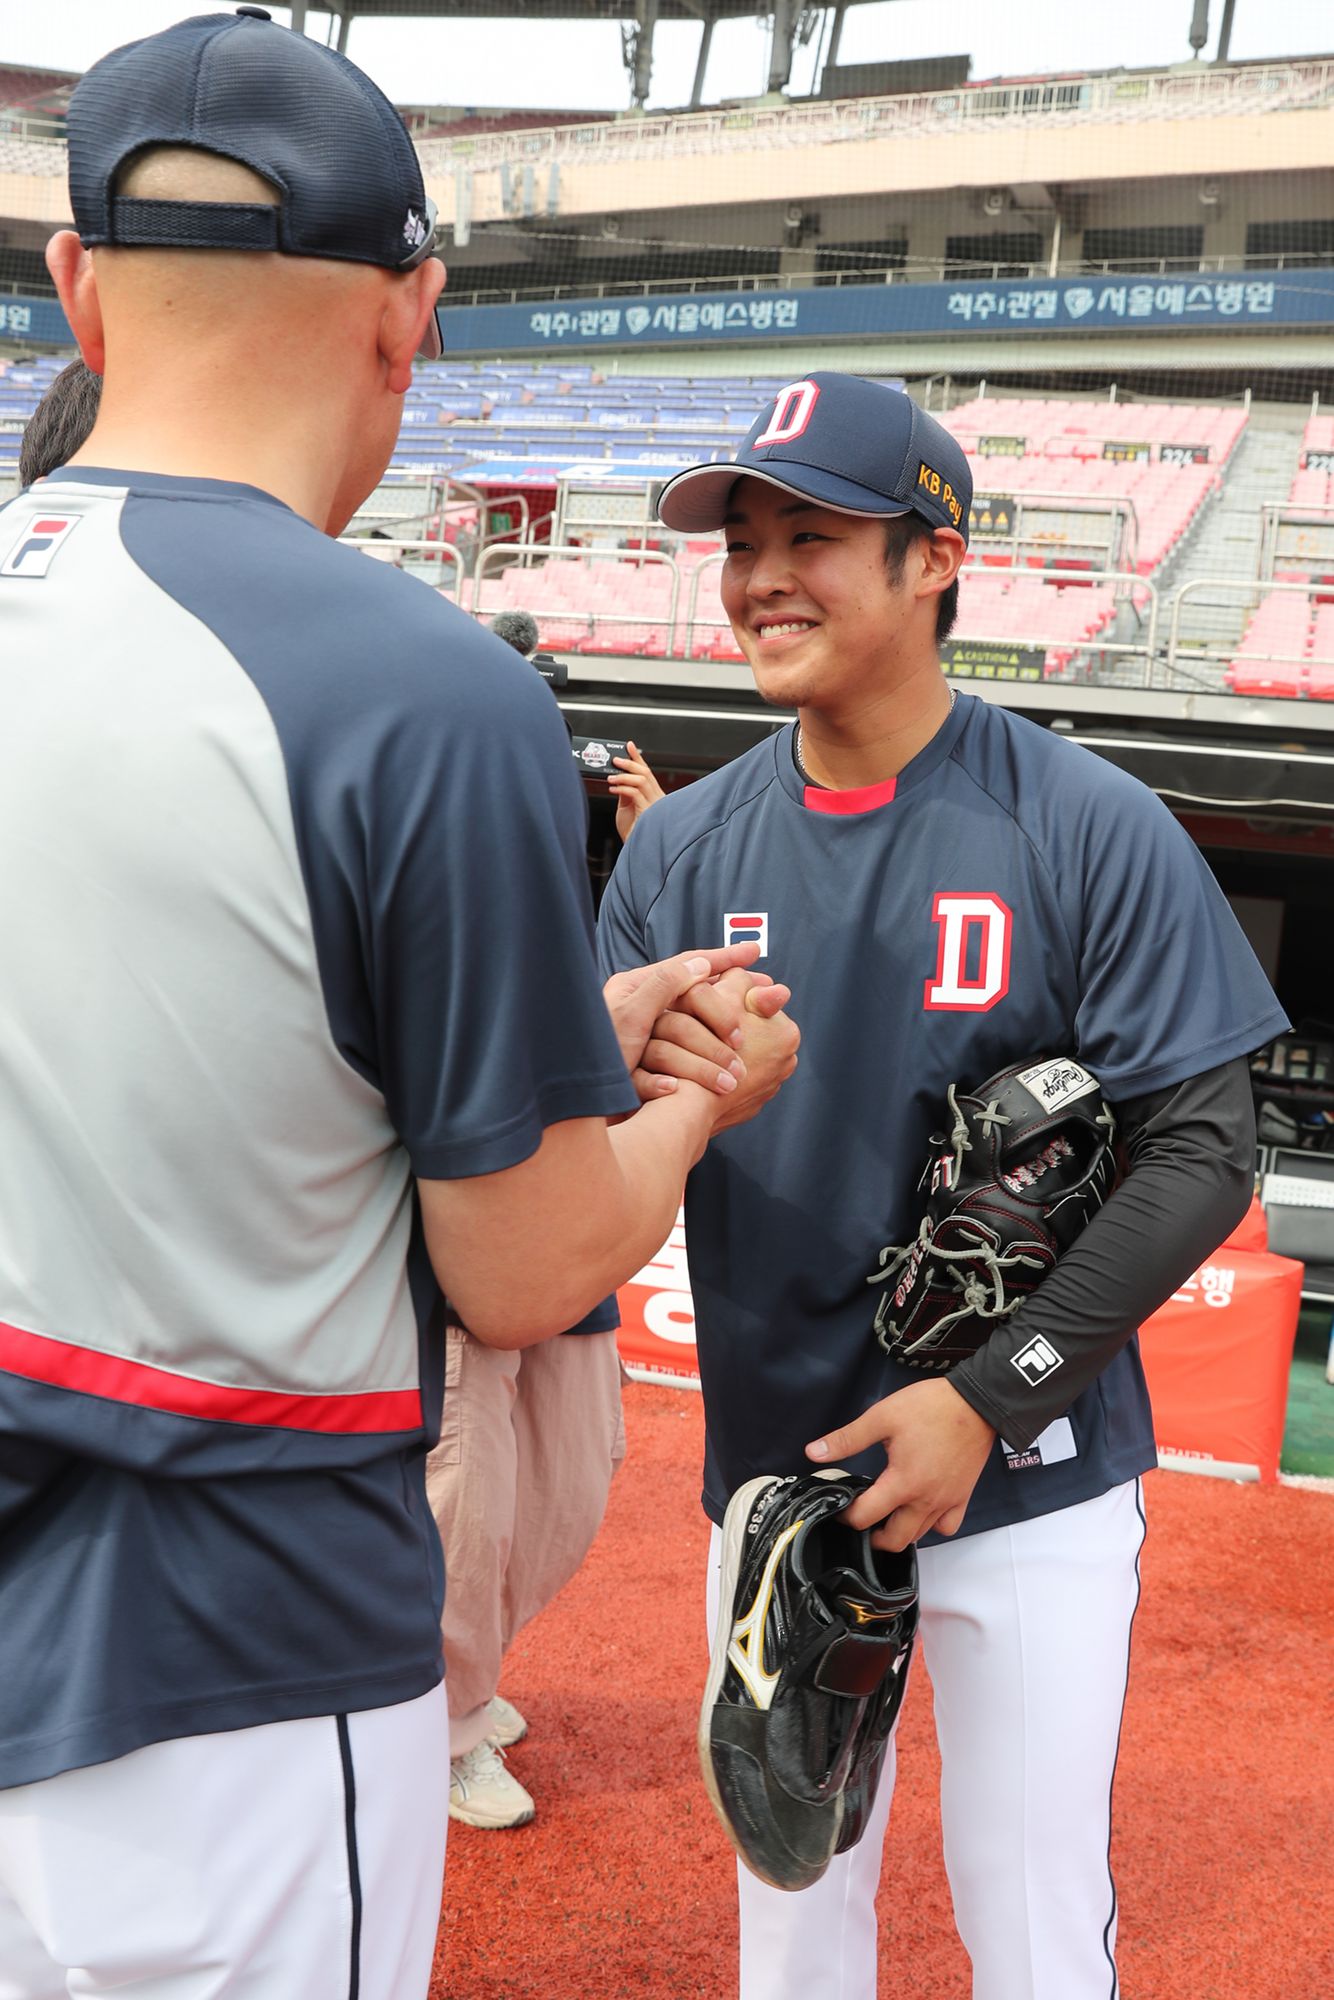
<box><xmin>596</xmin><ymin>372</ymin><xmax>1287</xmax><ymax>2000</ymax></box>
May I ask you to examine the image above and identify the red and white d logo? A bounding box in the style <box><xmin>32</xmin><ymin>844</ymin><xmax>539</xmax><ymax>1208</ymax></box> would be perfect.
<box><xmin>753</xmin><ymin>380</ymin><xmax>820</xmax><ymax>451</ymax></box>
<box><xmin>923</xmin><ymin>892</ymin><xmax>1012</xmax><ymax>1011</ymax></box>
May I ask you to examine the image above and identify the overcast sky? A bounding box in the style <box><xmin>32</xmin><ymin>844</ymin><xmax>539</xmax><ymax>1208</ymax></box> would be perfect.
<box><xmin>4</xmin><ymin>0</ymin><xmax>1331</xmax><ymax>113</ymax></box>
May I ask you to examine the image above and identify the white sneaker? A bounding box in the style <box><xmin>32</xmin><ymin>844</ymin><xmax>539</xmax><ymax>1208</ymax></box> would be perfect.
<box><xmin>449</xmin><ymin>1740</ymin><xmax>535</xmax><ymax>1829</ymax></box>
<box><xmin>486</xmin><ymin>1694</ymin><xmax>528</xmax><ymax>1747</ymax></box>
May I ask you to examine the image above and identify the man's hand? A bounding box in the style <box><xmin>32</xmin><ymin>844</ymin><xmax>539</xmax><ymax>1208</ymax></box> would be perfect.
<box><xmin>806</xmin><ymin>1378</ymin><xmax>996</xmax><ymax>1552</ymax></box>
<box><xmin>708</xmin><ymin>974</ymin><xmax>800</xmax><ymax>1131</ymax></box>
<box><xmin>603</xmin><ymin>944</ymin><xmax>762</xmax><ymax>1087</ymax></box>
<box><xmin>609</xmin><ymin>740</ymin><xmax>666</xmax><ymax>842</ymax></box>
<box><xmin>631</xmin><ymin>969</ymin><xmax>795</xmax><ymax>1105</ymax></box>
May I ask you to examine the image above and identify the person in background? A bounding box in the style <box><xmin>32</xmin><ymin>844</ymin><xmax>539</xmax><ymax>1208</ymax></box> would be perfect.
<box><xmin>608</xmin><ymin>740</ymin><xmax>666</xmax><ymax>841</ymax></box>
<box><xmin>490</xmin><ymin>609</ymin><xmax>666</xmax><ymax>839</ymax></box>
<box><xmin>17</xmin><ymin>359</ymin><xmax>102</xmax><ymax>487</ymax></box>
<box><xmin>425</xmin><ymin>624</ymin><xmax>693</xmax><ymax>1828</ymax></box>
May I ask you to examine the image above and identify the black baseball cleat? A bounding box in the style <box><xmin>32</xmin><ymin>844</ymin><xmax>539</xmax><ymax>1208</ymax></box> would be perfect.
<box><xmin>700</xmin><ymin>1469</ymin><xmax>919</xmax><ymax>1892</ymax></box>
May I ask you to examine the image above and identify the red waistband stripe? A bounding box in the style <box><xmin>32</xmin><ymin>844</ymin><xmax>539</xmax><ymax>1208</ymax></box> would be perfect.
<box><xmin>0</xmin><ymin>1318</ymin><xmax>423</xmax><ymax>1435</ymax></box>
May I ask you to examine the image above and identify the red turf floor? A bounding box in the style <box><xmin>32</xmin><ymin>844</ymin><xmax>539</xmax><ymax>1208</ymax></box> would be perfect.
<box><xmin>434</xmin><ymin>1383</ymin><xmax>1333</xmax><ymax>2000</ymax></box>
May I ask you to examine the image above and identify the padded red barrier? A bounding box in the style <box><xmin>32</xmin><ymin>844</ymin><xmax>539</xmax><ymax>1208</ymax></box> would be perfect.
<box><xmin>1138</xmin><ymin>1246</ymin><xmax>1301</xmax><ymax>1484</ymax></box>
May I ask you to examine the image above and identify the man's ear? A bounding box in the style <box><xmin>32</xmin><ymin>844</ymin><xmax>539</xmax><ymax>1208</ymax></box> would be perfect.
<box><xmin>46</xmin><ymin>232</ymin><xmax>107</xmax><ymax>376</ymax></box>
<box><xmin>380</xmin><ymin>258</ymin><xmax>447</xmax><ymax>395</ymax></box>
<box><xmin>917</xmin><ymin>527</ymin><xmax>966</xmax><ymax>601</ymax></box>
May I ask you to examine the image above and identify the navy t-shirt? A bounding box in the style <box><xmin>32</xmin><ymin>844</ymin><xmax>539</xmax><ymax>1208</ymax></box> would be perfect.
<box><xmin>597</xmin><ymin>695</ymin><xmax>1286</xmax><ymax>1538</ymax></box>
<box><xmin>0</xmin><ymin>469</ymin><xmax>636</xmax><ymax>1787</ymax></box>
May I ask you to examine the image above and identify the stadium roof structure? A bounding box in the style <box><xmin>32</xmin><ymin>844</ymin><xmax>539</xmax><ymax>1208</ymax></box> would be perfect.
<box><xmin>298</xmin><ymin>1</ymin><xmax>906</xmax><ymax>108</ymax></box>
<box><xmin>298</xmin><ymin>0</ymin><xmax>1243</xmax><ymax>110</ymax></box>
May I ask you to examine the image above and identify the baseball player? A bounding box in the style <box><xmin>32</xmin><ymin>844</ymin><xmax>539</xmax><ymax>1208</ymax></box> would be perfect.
<box><xmin>0</xmin><ymin>16</ymin><xmax>796</xmax><ymax>1999</ymax></box>
<box><xmin>597</xmin><ymin>372</ymin><xmax>1288</xmax><ymax>2000</ymax></box>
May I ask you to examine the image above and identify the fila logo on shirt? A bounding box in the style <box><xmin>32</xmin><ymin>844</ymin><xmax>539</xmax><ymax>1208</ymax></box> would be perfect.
<box><xmin>724</xmin><ymin>911</ymin><xmax>769</xmax><ymax>955</ymax></box>
<box><xmin>2</xmin><ymin>513</ymin><xmax>80</xmax><ymax>579</ymax></box>
<box><xmin>753</xmin><ymin>380</ymin><xmax>820</xmax><ymax>450</ymax></box>
<box><xmin>923</xmin><ymin>892</ymin><xmax>1013</xmax><ymax>1012</ymax></box>
<box><xmin>1010</xmin><ymin>1335</ymin><xmax>1065</xmax><ymax>1386</ymax></box>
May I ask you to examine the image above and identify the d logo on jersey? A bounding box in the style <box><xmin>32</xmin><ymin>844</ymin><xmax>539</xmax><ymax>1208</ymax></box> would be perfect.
<box><xmin>752</xmin><ymin>381</ymin><xmax>820</xmax><ymax>450</ymax></box>
<box><xmin>923</xmin><ymin>892</ymin><xmax>1012</xmax><ymax>1011</ymax></box>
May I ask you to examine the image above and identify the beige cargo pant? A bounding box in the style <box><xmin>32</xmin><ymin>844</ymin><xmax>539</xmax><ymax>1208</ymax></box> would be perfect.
<box><xmin>425</xmin><ymin>1325</ymin><xmax>626</xmax><ymax>1759</ymax></box>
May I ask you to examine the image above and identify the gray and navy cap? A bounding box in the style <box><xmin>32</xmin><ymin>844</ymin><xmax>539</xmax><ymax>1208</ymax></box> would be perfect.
<box><xmin>657</xmin><ymin>372</ymin><xmax>972</xmax><ymax>543</ymax></box>
<box><xmin>67</xmin><ymin>7</ymin><xmax>444</xmax><ymax>358</ymax></box>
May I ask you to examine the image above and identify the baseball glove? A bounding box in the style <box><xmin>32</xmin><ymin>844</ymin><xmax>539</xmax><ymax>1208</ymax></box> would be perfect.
<box><xmin>868</xmin><ymin>1056</ymin><xmax>1118</xmax><ymax>1373</ymax></box>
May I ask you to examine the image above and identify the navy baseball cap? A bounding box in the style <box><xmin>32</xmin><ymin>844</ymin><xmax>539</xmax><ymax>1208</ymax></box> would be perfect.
<box><xmin>657</xmin><ymin>373</ymin><xmax>972</xmax><ymax>543</ymax></box>
<box><xmin>67</xmin><ymin>7</ymin><xmax>444</xmax><ymax>358</ymax></box>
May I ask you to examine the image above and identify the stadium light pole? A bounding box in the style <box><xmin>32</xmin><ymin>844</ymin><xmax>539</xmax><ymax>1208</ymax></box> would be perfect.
<box><xmin>768</xmin><ymin>0</ymin><xmax>797</xmax><ymax>95</ymax></box>
<box><xmin>1214</xmin><ymin>0</ymin><xmax>1237</xmax><ymax>62</ymax></box>
<box><xmin>624</xmin><ymin>0</ymin><xmax>659</xmax><ymax>109</ymax></box>
<box><xmin>690</xmin><ymin>18</ymin><xmax>715</xmax><ymax>109</ymax></box>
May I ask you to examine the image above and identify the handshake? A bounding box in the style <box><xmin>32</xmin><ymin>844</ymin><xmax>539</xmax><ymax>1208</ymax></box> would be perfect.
<box><xmin>603</xmin><ymin>943</ymin><xmax>800</xmax><ymax>1135</ymax></box>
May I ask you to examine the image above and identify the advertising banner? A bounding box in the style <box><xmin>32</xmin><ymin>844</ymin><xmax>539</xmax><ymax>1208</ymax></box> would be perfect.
<box><xmin>10</xmin><ymin>271</ymin><xmax>1334</xmax><ymax>360</ymax></box>
<box><xmin>976</xmin><ymin>435</ymin><xmax>1028</xmax><ymax>458</ymax></box>
<box><xmin>968</xmin><ymin>495</ymin><xmax>1017</xmax><ymax>537</ymax></box>
<box><xmin>0</xmin><ymin>298</ymin><xmax>70</xmax><ymax>345</ymax></box>
<box><xmin>440</xmin><ymin>267</ymin><xmax>1334</xmax><ymax>357</ymax></box>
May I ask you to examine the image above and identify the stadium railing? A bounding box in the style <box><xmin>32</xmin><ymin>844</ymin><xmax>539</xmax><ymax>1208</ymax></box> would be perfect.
<box><xmin>471</xmin><ymin>542</ymin><xmax>682</xmax><ymax>655</ymax></box>
<box><xmin>336</xmin><ymin>536</ymin><xmax>465</xmax><ymax>594</ymax></box>
<box><xmin>1169</xmin><ymin>577</ymin><xmax>1334</xmax><ymax>699</ymax></box>
<box><xmin>416</xmin><ymin>59</ymin><xmax>1334</xmax><ymax>175</ymax></box>
<box><xmin>10</xmin><ymin>59</ymin><xmax>1328</xmax><ymax>194</ymax></box>
<box><xmin>326</xmin><ymin>534</ymin><xmax>1334</xmax><ymax>697</ymax></box>
<box><xmin>435</xmin><ymin>252</ymin><xmax>1325</xmax><ymax>310</ymax></box>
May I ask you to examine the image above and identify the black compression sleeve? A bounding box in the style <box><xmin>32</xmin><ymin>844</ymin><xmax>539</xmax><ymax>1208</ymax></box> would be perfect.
<box><xmin>947</xmin><ymin>1056</ymin><xmax>1256</xmax><ymax>1450</ymax></box>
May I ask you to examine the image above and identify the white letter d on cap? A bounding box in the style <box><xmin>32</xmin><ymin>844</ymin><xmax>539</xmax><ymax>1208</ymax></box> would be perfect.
<box><xmin>753</xmin><ymin>379</ymin><xmax>820</xmax><ymax>450</ymax></box>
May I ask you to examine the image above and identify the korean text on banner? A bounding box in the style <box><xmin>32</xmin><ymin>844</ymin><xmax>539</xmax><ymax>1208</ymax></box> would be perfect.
<box><xmin>616</xmin><ymin>1209</ymin><xmax>700</xmax><ymax>1387</ymax></box>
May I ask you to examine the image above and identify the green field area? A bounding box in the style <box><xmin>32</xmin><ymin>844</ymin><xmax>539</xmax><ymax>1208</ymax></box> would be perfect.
<box><xmin>1282</xmin><ymin>1306</ymin><xmax>1334</xmax><ymax>1480</ymax></box>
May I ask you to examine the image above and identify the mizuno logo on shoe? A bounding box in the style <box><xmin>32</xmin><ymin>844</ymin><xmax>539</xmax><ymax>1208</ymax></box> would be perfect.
<box><xmin>727</xmin><ymin>1518</ymin><xmax>805</xmax><ymax>1709</ymax></box>
<box><xmin>839</xmin><ymin>1598</ymin><xmax>902</xmax><ymax>1627</ymax></box>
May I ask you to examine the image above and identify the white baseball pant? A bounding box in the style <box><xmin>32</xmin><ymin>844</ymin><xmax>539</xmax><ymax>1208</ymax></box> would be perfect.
<box><xmin>706</xmin><ymin>1478</ymin><xmax>1146</xmax><ymax>2000</ymax></box>
<box><xmin>0</xmin><ymin>1683</ymin><xmax>448</xmax><ymax>2000</ymax></box>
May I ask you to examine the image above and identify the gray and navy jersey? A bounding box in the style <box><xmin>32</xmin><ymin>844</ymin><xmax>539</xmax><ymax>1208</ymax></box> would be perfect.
<box><xmin>598</xmin><ymin>695</ymin><xmax>1286</xmax><ymax>1539</ymax></box>
<box><xmin>0</xmin><ymin>468</ymin><xmax>636</xmax><ymax>1788</ymax></box>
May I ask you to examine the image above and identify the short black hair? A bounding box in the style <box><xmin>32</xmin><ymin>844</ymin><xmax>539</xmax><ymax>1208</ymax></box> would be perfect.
<box><xmin>19</xmin><ymin>360</ymin><xmax>102</xmax><ymax>487</ymax></box>
<box><xmin>883</xmin><ymin>511</ymin><xmax>960</xmax><ymax>643</ymax></box>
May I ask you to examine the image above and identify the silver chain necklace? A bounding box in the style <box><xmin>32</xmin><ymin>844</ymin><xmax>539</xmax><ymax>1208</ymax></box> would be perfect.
<box><xmin>793</xmin><ymin>683</ymin><xmax>958</xmax><ymax>785</ymax></box>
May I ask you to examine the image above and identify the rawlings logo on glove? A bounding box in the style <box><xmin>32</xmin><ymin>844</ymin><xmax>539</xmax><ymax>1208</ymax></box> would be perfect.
<box><xmin>868</xmin><ymin>1056</ymin><xmax>1118</xmax><ymax>1373</ymax></box>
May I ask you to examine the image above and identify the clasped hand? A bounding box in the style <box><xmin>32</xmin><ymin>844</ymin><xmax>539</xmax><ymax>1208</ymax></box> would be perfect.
<box><xmin>602</xmin><ymin>942</ymin><xmax>799</xmax><ymax>1131</ymax></box>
